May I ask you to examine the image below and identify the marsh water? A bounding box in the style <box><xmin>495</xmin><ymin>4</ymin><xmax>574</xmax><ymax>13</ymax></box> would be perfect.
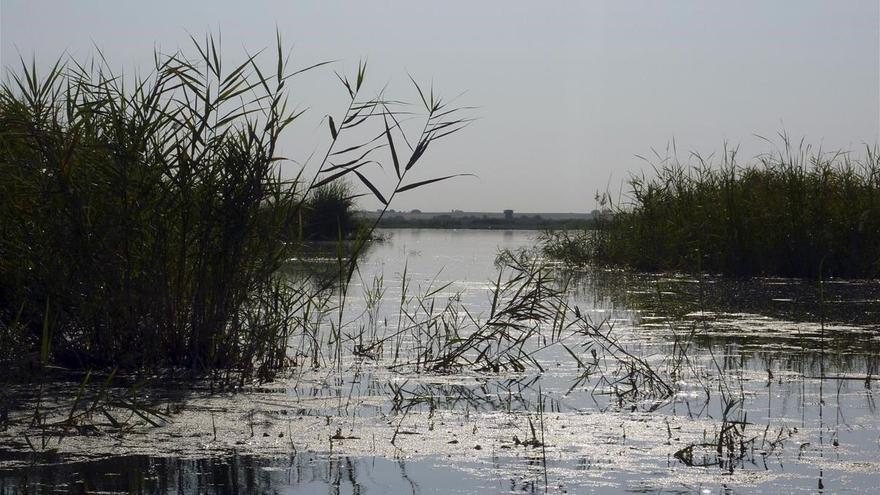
<box><xmin>2</xmin><ymin>229</ymin><xmax>878</xmax><ymax>494</ymax></box>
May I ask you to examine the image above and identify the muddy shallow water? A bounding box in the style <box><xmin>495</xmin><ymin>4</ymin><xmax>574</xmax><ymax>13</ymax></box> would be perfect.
<box><xmin>2</xmin><ymin>229</ymin><xmax>879</xmax><ymax>494</ymax></box>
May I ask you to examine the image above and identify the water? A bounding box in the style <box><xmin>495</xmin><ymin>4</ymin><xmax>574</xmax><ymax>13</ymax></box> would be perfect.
<box><xmin>2</xmin><ymin>229</ymin><xmax>878</xmax><ymax>494</ymax></box>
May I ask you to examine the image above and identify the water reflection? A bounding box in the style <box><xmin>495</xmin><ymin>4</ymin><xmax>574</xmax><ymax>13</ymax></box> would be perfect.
<box><xmin>1</xmin><ymin>453</ymin><xmax>449</xmax><ymax>495</ymax></box>
<box><xmin>567</xmin><ymin>268</ymin><xmax>880</xmax><ymax>327</ymax></box>
<box><xmin>563</xmin><ymin>268</ymin><xmax>880</xmax><ymax>369</ymax></box>
<box><xmin>1</xmin><ymin>453</ymin><xmax>576</xmax><ymax>495</ymax></box>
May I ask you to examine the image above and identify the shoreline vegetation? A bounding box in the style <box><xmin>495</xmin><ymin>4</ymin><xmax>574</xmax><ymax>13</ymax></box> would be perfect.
<box><xmin>361</xmin><ymin>210</ymin><xmax>601</xmax><ymax>230</ymax></box>
<box><xmin>541</xmin><ymin>140</ymin><xmax>880</xmax><ymax>279</ymax></box>
<box><xmin>0</xmin><ymin>35</ymin><xmax>473</xmax><ymax>376</ymax></box>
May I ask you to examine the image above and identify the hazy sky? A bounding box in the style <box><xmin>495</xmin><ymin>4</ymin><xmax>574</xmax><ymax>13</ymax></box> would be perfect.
<box><xmin>2</xmin><ymin>1</ymin><xmax>878</xmax><ymax>212</ymax></box>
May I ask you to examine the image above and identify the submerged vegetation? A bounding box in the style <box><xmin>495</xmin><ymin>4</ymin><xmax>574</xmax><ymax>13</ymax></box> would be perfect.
<box><xmin>0</xmin><ymin>34</ymin><xmax>472</xmax><ymax>376</ymax></box>
<box><xmin>542</xmin><ymin>139</ymin><xmax>880</xmax><ymax>279</ymax></box>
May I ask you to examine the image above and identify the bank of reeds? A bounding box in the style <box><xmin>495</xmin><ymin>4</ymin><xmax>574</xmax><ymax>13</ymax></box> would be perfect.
<box><xmin>0</xmin><ymin>35</ymin><xmax>471</xmax><ymax>376</ymax></box>
<box><xmin>542</xmin><ymin>139</ymin><xmax>880</xmax><ymax>278</ymax></box>
<box><xmin>300</xmin><ymin>181</ymin><xmax>359</xmax><ymax>241</ymax></box>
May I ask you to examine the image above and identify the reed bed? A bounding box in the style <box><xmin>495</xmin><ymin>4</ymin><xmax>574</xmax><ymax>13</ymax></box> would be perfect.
<box><xmin>0</xmin><ymin>34</ymin><xmax>471</xmax><ymax>377</ymax></box>
<box><xmin>542</xmin><ymin>138</ymin><xmax>880</xmax><ymax>279</ymax></box>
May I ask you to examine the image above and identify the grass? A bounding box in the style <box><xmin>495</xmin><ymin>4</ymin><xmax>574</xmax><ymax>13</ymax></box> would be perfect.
<box><xmin>541</xmin><ymin>137</ymin><xmax>880</xmax><ymax>278</ymax></box>
<box><xmin>0</xmin><ymin>33</ymin><xmax>472</xmax><ymax>377</ymax></box>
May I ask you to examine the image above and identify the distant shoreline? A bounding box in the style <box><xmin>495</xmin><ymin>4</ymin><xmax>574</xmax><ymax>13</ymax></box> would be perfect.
<box><xmin>357</xmin><ymin>210</ymin><xmax>604</xmax><ymax>230</ymax></box>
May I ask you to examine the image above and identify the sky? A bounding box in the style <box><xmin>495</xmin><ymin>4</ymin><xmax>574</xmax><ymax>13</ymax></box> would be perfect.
<box><xmin>2</xmin><ymin>1</ymin><xmax>878</xmax><ymax>212</ymax></box>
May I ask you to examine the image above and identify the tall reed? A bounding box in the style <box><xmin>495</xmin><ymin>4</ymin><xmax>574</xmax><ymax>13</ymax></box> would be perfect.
<box><xmin>543</xmin><ymin>138</ymin><xmax>880</xmax><ymax>278</ymax></box>
<box><xmin>0</xmin><ymin>34</ymin><xmax>471</xmax><ymax>376</ymax></box>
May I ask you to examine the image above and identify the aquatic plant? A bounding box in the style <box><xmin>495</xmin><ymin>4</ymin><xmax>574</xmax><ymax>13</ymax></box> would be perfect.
<box><xmin>0</xmin><ymin>33</ymin><xmax>471</xmax><ymax>376</ymax></box>
<box><xmin>301</xmin><ymin>180</ymin><xmax>358</xmax><ymax>241</ymax></box>
<box><xmin>542</xmin><ymin>137</ymin><xmax>880</xmax><ymax>278</ymax></box>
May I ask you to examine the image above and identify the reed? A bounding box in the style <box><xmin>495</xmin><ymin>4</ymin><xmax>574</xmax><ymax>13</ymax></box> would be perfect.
<box><xmin>0</xmin><ymin>34</ymin><xmax>471</xmax><ymax>377</ymax></box>
<box><xmin>301</xmin><ymin>180</ymin><xmax>358</xmax><ymax>241</ymax></box>
<box><xmin>542</xmin><ymin>138</ymin><xmax>880</xmax><ymax>279</ymax></box>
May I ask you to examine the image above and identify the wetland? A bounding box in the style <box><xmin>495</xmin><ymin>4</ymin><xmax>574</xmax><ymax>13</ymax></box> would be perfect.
<box><xmin>2</xmin><ymin>229</ymin><xmax>878</xmax><ymax>494</ymax></box>
<box><xmin>1</xmin><ymin>31</ymin><xmax>878</xmax><ymax>495</ymax></box>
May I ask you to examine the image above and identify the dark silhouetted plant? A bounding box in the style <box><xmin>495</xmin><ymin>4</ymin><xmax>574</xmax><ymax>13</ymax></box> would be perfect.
<box><xmin>302</xmin><ymin>180</ymin><xmax>357</xmax><ymax>241</ymax></box>
<box><xmin>542</xmin><ymin>136</ymin><xmax>880</xmax><ymax>279</ymax></box>
<box><xmin>0</xmin><ymin>34</ymin><xmax>473</xmax><ymax>377</ymax></box>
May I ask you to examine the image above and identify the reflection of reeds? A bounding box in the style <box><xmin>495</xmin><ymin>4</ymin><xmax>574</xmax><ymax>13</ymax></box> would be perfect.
<box><xmin>673</xmin><ymin>397</ymin><xmax>755</xmax><ymax>471</ymax></box>
<box><xmin>12</xmin><ymin>368</ymin><xmax>171</xmax><ymax>453</ymax></box>
<box><xmin>543</xmin><ymin>136</ymin><xmax>880</xmax><ymax>278</ymax></box>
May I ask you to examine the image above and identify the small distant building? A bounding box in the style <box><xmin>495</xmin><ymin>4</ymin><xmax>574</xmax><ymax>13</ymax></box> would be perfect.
<box><xmin>503</xmin><ymin>209</ymin><xmax>514</xmax><ymax>222</ymax></box>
